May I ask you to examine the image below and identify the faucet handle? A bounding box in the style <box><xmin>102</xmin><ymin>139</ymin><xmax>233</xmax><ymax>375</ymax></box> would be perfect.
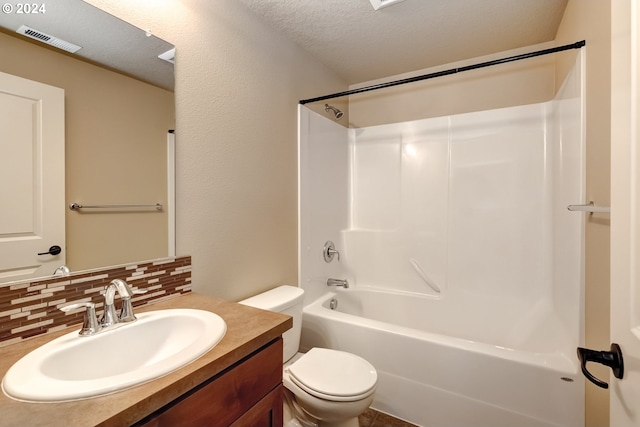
<box><xmin>323</xmin><ymin>241</ymin><xmax>341</xmax><ymax>263</ymax></box>
<box><xmin>60</xmin><ymin>302</ymin><xmax>100</xmax><ymax>336</ymax></box>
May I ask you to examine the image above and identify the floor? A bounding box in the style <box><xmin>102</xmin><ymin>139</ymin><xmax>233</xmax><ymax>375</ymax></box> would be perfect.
<box><xmin>359</xmin><ymin>408</ymin><xmax>419</xmax><ymax>427</ymax></box>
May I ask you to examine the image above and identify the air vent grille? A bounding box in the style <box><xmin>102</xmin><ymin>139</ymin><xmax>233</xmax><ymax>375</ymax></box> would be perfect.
<box><xmin>17</xmin><ymin>25</ymin><xmax>82</xmax><ymax>53</ymax></box>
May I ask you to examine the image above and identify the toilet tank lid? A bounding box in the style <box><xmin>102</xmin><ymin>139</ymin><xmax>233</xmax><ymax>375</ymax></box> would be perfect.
<box><xmin>238</xmin><ymin>285</ymin><xmax>304</xmax><ymax>312</ymax></box>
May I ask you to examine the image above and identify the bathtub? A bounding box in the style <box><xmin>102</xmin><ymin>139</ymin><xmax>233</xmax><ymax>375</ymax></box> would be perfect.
<box><xmin>299</xmin><ymin>289</ymin><xmax>584</xmax><ymax>427</ymax></box>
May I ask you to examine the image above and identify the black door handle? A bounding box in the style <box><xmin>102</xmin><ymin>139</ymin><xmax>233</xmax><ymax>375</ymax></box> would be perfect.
<box><xmin>576</xmin><ymin>343</ymin><xmax>624</xmax><ymax>389</ymax></box>
<box><xmin>37</xmin><ymin>245</ymin><xmax>62</xmax><ymax>256</ymax></box>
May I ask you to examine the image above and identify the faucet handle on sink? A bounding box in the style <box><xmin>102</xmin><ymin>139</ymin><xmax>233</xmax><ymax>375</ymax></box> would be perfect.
<box><xmin>60</xmin><ymin>302</ymin><xmax>101</xmax><ymax>336</ymax></box>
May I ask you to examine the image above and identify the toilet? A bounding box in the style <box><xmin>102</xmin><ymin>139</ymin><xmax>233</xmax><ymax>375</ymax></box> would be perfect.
<box><xmin>239</xmin><ymin>285</ymin><xmax>377</xmax><ymax>427</ymax></box>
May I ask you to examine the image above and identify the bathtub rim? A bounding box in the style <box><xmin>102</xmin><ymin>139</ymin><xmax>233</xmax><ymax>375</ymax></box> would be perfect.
<box><xmin>304</xmin><ymin>290</ymin><xmax>579</xmax><ymax>376</ymax></box>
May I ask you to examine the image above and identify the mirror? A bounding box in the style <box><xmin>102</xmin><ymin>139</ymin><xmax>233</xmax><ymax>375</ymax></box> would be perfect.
<box><xmin>0</xmin><ymin>0</ymin><xmax>175</xmax><ymax>284</ymax></box>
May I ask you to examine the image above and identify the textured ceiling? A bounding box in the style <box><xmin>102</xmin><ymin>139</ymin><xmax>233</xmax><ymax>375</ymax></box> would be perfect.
<box><xmin>236</xmin><ymin>0</ymin><xmax>569</xmax><ymax>84</ymax></box>
<box><xmin>0</xmin><ymin>0</ymin><xmax>568</xmax><ymax>90</ymax></box>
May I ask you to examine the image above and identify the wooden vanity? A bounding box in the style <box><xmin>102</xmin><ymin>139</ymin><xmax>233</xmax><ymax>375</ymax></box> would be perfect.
<box><xmin>0</xmin><ymin>293</ymin><xmax>291</xmax><ymax>427</ymax></box>
<box><xmin>135</xmin><ymin>339</ymin><xmax>283</xmax><ymax>427</ymax></box>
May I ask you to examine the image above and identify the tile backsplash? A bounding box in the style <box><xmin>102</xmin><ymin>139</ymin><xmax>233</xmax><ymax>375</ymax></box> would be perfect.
<box><xmin>0</xmin><ymin>256</ymin><xmax>191</xmax><ymax>347</ymax></box>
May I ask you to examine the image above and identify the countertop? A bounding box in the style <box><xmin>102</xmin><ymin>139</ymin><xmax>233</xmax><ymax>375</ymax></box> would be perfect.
<box><xmin>0</xmin><ymin>293</ymin><xmax>292</xmax><ymax>427</ymax></box>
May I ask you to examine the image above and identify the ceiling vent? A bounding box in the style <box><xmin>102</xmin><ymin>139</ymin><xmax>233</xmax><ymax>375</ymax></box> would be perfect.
<box><xmin>158</xmin><ymin>48</ymin><xmax>175</xmax><ymax>65</ymax></box>
<box><xmin>16</xmin><ymin>25</ymin><xmax>82</xmax><ymax>53</ymax></box>
<box><xmin>369</xmin><ymin>0</ymin><xmax>407</xmax><ymax>10</ymax></box>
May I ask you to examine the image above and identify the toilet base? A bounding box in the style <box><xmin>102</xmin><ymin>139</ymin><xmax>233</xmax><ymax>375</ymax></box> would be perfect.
<box><xmin>316</xmin><ymin>417</ymin><xmax>359</xmax><ymax>427</ymax></box>
<box><xmin>283</xmin><ymin>370</ymin><xmax>374</xmax><ymax>427</ymax></box>
<box><xmin>283</xmin><ymin>386</ymin><xmax>362</xmax><ymax>427</ymax></box>
<box><xmin>284</xmin><ymin>387</ymin><xmax>318</xmax><ymax>427</ymax></box>
<box><xmin>284</xmin><ymin>404</ymin><xmax>358</xmax><ymax>427</ymax></box>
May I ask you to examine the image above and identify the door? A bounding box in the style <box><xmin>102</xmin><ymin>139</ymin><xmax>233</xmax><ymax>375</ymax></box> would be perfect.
<box><xmin>610</xmin><ymin>0</ymin><xmax>640</xmax><ymax>424</ymax></box>
<box><xmin>0</xmin><ymin>71</ymin><xmax>65</xmax><ymax>282</ymax></box>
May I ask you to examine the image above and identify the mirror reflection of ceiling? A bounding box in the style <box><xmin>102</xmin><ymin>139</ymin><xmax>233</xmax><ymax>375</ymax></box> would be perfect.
<box><xmin>0</xmin><ymin>0</ymin><xmax>174</xmax><ymax>91</ymax></box>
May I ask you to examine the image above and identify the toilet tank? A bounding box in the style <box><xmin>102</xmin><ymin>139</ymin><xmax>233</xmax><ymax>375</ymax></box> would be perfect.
<box><xmin>239</xmin><ymin>285</ymin><xmax>304</xmax><ymax>363</ymax></box>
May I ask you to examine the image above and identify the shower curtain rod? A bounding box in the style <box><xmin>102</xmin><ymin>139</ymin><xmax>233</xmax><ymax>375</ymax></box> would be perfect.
<box><xmin>299</xmin><ymin>40</ymin><xmax>586</xmax><ymax>105</ymax></box>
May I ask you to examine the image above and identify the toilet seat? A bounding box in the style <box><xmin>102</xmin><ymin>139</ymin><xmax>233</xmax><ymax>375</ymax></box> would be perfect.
<box><xmin>287</xmin><ymin>348</ymin><xmax>377</xmax><ymax>402</ymax></box>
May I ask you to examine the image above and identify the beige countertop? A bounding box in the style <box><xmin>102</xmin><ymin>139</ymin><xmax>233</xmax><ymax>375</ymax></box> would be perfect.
<box><xmin>0</xmin><ymin>293</ymin><xmax>292</xmax><ymax>427</ymax></box>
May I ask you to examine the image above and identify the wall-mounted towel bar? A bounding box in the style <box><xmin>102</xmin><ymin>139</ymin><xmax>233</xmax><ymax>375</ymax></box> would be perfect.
<box><xmin>69</xmin><ymin>203</ymin><xmax>163</xmax><ymax>211</ymax></box>
<box><xmin>567</xmin><ymin>202</ymin><xmax>610</xmax><ymax>214</ymax></box>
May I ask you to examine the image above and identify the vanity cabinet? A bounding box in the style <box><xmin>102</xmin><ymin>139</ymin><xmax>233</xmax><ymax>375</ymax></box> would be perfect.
<box><xmin>135</xmin><ymin>338</ymin><xmax>283</xmax><ymax>427</ymax></box>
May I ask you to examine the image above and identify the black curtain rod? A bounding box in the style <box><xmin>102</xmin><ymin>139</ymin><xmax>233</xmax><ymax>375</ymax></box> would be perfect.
<box><xmin>299</xmin><ymin>40</ymin><xmax>586</xmax><ymax>105</ymax></box>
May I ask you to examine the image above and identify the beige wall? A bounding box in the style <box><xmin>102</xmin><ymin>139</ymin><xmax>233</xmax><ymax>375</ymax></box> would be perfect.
<box><xmin>556</xmin><ymin>1</ymin><xmax>612</xmax><ymax>426</ymax></box>
<box><xmin>0</xmin><ymin>31</ymin><xmax>174</xmax><ymax>272</ymax></box>
<box><xmin>347</xmin><ymin>43</ymin><xmax>557</xmax><ymax>127</ymax></box>
<box><xmin>85</xmin><ymin>1</ymin><xmax>348</xmax><ymax>301</ymax></box>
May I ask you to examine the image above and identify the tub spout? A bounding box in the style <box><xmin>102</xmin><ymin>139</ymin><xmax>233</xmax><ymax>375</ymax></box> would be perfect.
<box><xmin>327</xmin><ymin>278</ymin><xmax>349</xmax><ymax>288</ymax></box>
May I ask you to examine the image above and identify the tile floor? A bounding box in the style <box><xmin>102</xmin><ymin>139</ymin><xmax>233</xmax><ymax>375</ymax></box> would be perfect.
<box><xmin>359</xmin><ymin>408</ymin><xmax>419</xmax><ymax>427</ymax></box>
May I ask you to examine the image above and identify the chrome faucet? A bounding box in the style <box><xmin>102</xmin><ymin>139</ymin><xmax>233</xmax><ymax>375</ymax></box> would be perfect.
<box><xmin>60</xmin><ymin>279</ymin><xmax>147</xmax><ymax>336</ymax></box>
<box><xmin>101</xmin><ymin>281</ymin><xmax>121</xmax><ymax>327</ymax></box>
<box><xmin>102</xmin><ymin>279</ymin><xmax>147</xmax><ymax>326</ymax></box>
<box><xmin>327</xmin><ymin>278</ymin><xmax>349</xmax><ymax>288</ymax></box>
<box><xmin>52</xmin><ymin>265</ymin><xmax>70</xmax><ymax>276</ymax></box>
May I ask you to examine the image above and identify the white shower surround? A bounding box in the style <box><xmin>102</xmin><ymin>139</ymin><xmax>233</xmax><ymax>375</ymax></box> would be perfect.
<box><xmin>298</xmin><ymin>54</ymin><xmax>584</xmax><ymax>426</ymax></box>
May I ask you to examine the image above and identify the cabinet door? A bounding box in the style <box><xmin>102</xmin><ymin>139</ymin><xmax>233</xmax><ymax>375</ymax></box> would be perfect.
<box><xmin>136</xmin><ymin>338</ymin><xmax>283</xmax><ymax>427</ymax></box>
<box><xmin>230</xmin><ymin>385</ymin><xmax>283</xmax><ymax>427</ymax></box>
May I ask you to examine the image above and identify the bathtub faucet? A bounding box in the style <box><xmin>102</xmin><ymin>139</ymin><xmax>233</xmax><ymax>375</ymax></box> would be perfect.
<box><xmin>327</xmin><ymin>278</ymin><xmax>349</xmax><ymax>288</ymax></box>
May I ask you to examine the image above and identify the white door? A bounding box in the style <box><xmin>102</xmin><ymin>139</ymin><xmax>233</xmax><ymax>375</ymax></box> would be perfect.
<box><xmin>0</xmin><ymin>71</ymin><xmax>65</xmax><ymax>283</ymax></box>
<box><xmin>610</xmin><ymin>0</ymin><xmax>640</xmax><ymax>424</ymax></box>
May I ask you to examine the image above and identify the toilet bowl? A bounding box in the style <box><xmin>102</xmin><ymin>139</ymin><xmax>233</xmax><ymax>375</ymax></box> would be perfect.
<box><xmin>239</xmin><ymin>286</ymin><xmax>377</xmax><ymax>427</ymax></box>
<box><xmin>284</xmin><ymin>348</ymin><xmax>376</xmax><ymax>427</ymax></box>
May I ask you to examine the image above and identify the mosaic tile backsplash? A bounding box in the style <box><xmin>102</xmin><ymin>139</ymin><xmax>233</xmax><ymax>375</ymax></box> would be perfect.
<box><xmin>0</xmin><ymin>256</ymin><xmax>191</xmax><ymax>347</ymax></box>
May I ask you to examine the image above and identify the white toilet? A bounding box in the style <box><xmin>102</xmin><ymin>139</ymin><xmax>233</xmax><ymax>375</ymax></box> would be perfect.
<box><xmin>239</xmin><ymin>285</ymin><xmax>377</xmax><ymax>427</ymax></box>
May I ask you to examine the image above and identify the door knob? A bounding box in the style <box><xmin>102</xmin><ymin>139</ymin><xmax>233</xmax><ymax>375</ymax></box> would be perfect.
<box><xmin>37</xmin><ymin>245</ymin><xmax>62</xmax><ymax>256</ymax></box>
<box><xmin>576</xmin><ymin>343</ymin><xmax>624</xmax><ymax>389</ymax></box>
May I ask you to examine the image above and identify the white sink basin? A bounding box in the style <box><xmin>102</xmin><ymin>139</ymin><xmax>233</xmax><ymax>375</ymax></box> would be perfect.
<box><xmin>2</xmin><ymin>308</ymin><xmax>226</xmax><ymax>402</ymax></box>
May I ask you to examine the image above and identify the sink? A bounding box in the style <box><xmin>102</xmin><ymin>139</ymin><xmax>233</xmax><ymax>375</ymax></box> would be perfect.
<box><xmin>1</xmin><ymin>308</ymin><xmax>226</xmax><ymax>402</ymax></box>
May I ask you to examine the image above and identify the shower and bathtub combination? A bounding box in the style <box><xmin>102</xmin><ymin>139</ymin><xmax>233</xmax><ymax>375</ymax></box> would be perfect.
<box><xmin>297</xmin><ymin>46</ymin><xmax>586</xmax><ymax>427</ymax></box>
